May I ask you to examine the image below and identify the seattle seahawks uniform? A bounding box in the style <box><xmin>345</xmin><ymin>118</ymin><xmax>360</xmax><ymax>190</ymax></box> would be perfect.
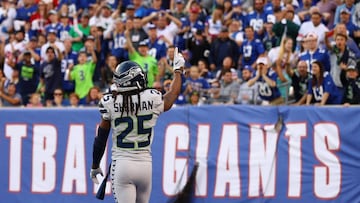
<box><xmin>98</xmin><ymin>88</ymin><xmax>164</xmax><ymax>203</ymax></box>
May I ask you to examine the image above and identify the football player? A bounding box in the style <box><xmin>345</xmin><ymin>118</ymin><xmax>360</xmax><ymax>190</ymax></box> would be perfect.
<box><xmin>90</xmin><ymin>48</ymin><xmax>185</xmax><ymax>203</ymax></box>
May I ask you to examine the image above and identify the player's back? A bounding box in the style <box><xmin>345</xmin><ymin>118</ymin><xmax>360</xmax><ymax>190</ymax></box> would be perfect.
<box><xmin>99</xmin><ymin>88</ymin><xmax>164</xmax><ymax>161</ymax></box>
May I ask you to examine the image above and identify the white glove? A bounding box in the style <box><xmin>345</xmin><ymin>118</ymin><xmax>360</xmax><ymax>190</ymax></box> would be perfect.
<box><xmin>173</xmin><ymin>47</ymin><xmax>185</xmax><ymax>73</ymax></box>
<box><xmin>90</xmin><ymin>168</ymin><xmax>103</xmax><ymax>184</ymax></box>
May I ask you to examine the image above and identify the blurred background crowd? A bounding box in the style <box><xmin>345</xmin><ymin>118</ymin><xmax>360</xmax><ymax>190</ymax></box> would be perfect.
<box><xmin>0</xmin><ymin>0</ymin><xmax>360</xmax><ymax>108</ymax></box>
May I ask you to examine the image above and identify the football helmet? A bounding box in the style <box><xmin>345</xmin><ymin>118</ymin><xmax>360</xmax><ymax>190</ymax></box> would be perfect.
<box><xmin>113</xmin><ymin>61</ymin><xmax>147</xmax><ymax>92</ymax></box>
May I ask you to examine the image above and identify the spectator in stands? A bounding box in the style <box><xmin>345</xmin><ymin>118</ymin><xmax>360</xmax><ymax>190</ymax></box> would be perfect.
<box><xmin>209</xmin><ymin>69</ymin><xmax>239</xmax><ymax>104</ymax></box>
<box><xmin>337</xmin><ymin>8</ymin><xmax>360</xmax><ymax>41</ymax></box>
<box><xmin>228</xmin><ymin>19</ymin><xmax>244</xmax><ymax>47</ymax></box>
<box><xmin>59</xmin><ymin>13</ymin><xmax>72</xmax><ymax>41</ymax></box>
<box><xmin>286</xmin><ymin>60</ymin><xmax>311</xmax><ymax>105</ymax></box>
<box><xmin>89</xmin><ymin>2</ymin><xmax>115</xmax><ymax>31</ymax></box>
<box><xmin>272</xmin><ymin>4</ymin><xmax>300</xmax><ymax>50</ymax></box>
<box><xmin>334</xmin><ymin>0</ymin><xmax>355</xmax><ymax>26</ymax></box>
<box><xmin>299</xmin><ymin>32</ymin><xmax>331</xmax><ymax>72</ymax></box>
<box><xmin>247</xmin><ymin>57</ymin><xmax>284</xmax><ymax>105</ymax></box>
<box><xmin>306</xmin><ymin>61</ymin><xmax>342</xmax><ymax>105</ymax></box>
<box><xmin>158</xmin><ymin>45</ymin><xmax>176</xmax><ymax>81</ymax></box>
<box><xmin>239</xmin><ymin>26</ymin><xmax>265</xmax><ymax>69</ymax></box>
<box><xmin>15</xmin><ymin>51</ymin><xmax>40</xmax><ymax>106</ymax></box>
<box><xmin>26</xmin><ymin>92</ymin><xmax>43</xmax><ymax>107</ymax></box>
<box><xmin>329</xmin><ymin>33</ymin><xmax>356</xmax><ymax>99</ymax></box>
<box><xmin>3</xmin><ymin>28</ymin><xmax>27</xmax><ymax>80</ymax></box>
<box><xmin>142</xmin><ymin>10</ymin><xmax>183</xmax><ymax>44</ymax></box>
<box><xmin>187</xmin><ymin>29</ymin><xmax>211</xmax><ymax>66</ymax></box>
<box><xmin>223</xmin><ymin>0</ymin><xmax>246</xmax><ymax>30</ymax></box>
<box><xmin>29</xmin><ymin>0</ymin><xmax>47</xmax><ymax>37</ymax></box>
<box><xmin>45</xmin><ymin>10</ymin><xmax>62</xmax><ymax>38</ymax></box>
<box><xmin>124</xmin><ymin>4</ymin><xmax>136</xmax><ymax>20</ymax></box>
<box><xmin>50</xmin><ymin>88</ymin><xmax>69</xmax><ymax>107</ymax></box>
<box><xmin>125</xmin><ymin>29</ymin><xmax>159</xmax><ymax>87</ymax></box>
<box><xmin>205</xmin><ymin>5</ymin><xmax>225</xmax><ymax>42</ymax></box>
<box><xmin>0</xmin><ymin>0</ymin><xmax>17</xmax><ymax>39</ymax></box>
<box><xmin>40</xmin><ymin>29</ymin><xmax>65</xmax><ymax>62</ymax></box>
<box><xmin>68</xmin><ymin>48</ymin><xmax>97</xmax><ymax>104</ymax></box>
<box><xmin>325</xmin><ymin>23</ymin><xmax>360</xmax><ymax>58</ymax></box>
<box><xmin>69</xmin><ymin>12</ymin><xmax>90</xmax><ymax>52</ymax></box>
<box><xmin>263</xmin><ymin>14</ymin><xmax>279</xmax><ymax>52</ymax></box>
<box><xmin>197</xmin><ymin>58</ymin><xmax>214</xmax><ymax>83</ymax></box>
<box><xmin>104</xmin><ymin>18</ymin><xmax>128</xmax><ymax>63</ymax></box>
<box><xmin>100</xmin><ymin>54</ymin><xmax>117</xmax><ymax>91</ymax></box>
<box><xmin>316</xmin><ymin>0</ymin><xmax>338</xmax><ymax>29</ymax></box>
<box><xmin>146</xmin><ymin>24</ymin><xmax>167</xmax><ymax>60</ymax></box>
<box><xmin>68</xmin><ymin>92</ymin><xmax>81</xmax><ymax>107</ymax></box>
<box><xmin>245</xmin><ymin>0</ymin><xmax>273</xmax><ymax>40</ymax></box>
<box><xmin>61</xmin><ymin>38</ymin><xmax>77</xmax><ymax>96</ymax></box>
<box><xmin>340</xmin><ymin>63</ymin><xmax>360</xmax><ymax>105</ymax></box>
<box><xmin>38</xmin><ymin>46</ymin><xmax>63</xmax><ymax>106</ymax></box>
<box><xmin>184</xmin><ymin>65</ymin><xmax>211</xmax><ymax>102</ymax></box>
<box><xmin>0</xmin><ymin>82</ymin><xmax>22</xmax><ymax>107</ymax></box>
<box><xmin>298</xmin><ymin>6</ymin><xmax>329</xmax><ymax>49</ymax></box>
<box><xmin>353</xmin><ymin>1</ymin><xmax>360</xmax><ymax>28</ymax></box>
<box><xmin>126</xmin><ymin>17</ymin><xmax>149</xmax><ymax>49</ymax></box>
<box><xmin>215</xmin><ymin>56</ymin><xmax>238</xmax><ymax>82</ymax></box>
<box><xmin>170</xmin><ymin>0</ymin><xmax>186</xmax><ymax>19</ymax></box>
<box><xmin>84</xmin><ymin>86</ymin><xmax>102</xmax><ymax>106</ymax></box>
<box><xmin>236</xmin><ymin>65</ymin><xmax>261</xmax><ymax>105</ymax></box>
<box><xmin>296</xmin><ymin>0</ymin><xmax>313</xmax><ymax>23</ymax></box>
<box><xmin>15</xmin><ymin>0</ymin><xmax>37</xmax><ymax>24</ymax></box>
<box><xmin>209</xmin><ymin>26</ymin><xmax>239</xmax><ymax>74</ymax></box>
<box><xmin>188</xmin><ymin>90</ymin><xmax>202</xmax><ymax>106</ymax></box>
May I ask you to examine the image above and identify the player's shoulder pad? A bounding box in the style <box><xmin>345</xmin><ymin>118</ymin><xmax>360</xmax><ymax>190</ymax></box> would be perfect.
<box><xmin>99</xmin><ymin>93</ymin><xmax>115</xmax><ymax>105</ymax></box>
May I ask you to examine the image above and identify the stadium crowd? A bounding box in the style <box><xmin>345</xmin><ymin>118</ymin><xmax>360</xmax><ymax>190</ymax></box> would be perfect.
<box><xmin>0</xmin><ymin>0</ymin><xmax>360</xmax><ymax>107</ymax></box>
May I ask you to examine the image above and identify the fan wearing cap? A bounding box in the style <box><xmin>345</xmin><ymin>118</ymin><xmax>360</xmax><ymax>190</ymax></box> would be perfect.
<box><xmin>340</xmin><ymin>63</ymin><xmax>360</xmax><ymax>105</ymax></box>
<box><xmin>44</xmin><ymin>10</ymin><xmax>62</xmax><ymax>38</ymax></box>
<box><xmin>15</xmin><ymin>50</ymin><xmax>40</xmax><ymax>106</ymax></box>
<box><xmin>298</xmin><ymin>6</ymin><xmax>329</xmax><ymax>49</ymax></box>
<box><xmin>40</xmin><ymin>29</ymin><xmax>65</xmax><ymax>62</ymax></box>
<box><xmin>187</xmin><ymin>29</ymin><xmax>211</xmax><ymax>66</ymax></box>
<box><xmin>298</xmin><ymin>32</ymin><xmax>331</xmax><ymax>72</ymax></box>
<box><xmin>338</xmin><ymin>8</ymin><xmax>360</xmax><ymax>40</ymax></box>
<box><xmin>236</xmin><ymin>65</ymin><xmax>262</xmax><ymax>104</ymax></box>
<box><xmin>223</xmin><ymin>0</ymin><xmax>245</xmax><ymax>25</ymax></box>
<box><xmin>89</xmin><ymin>2</ymin><xmax>114</xmax><ymax>30</ymax></box>
<box><xmin>247</xmin><ymin>56</ymin><xmax>284</xmax><ymax>105</ymax></box>
<box><xmin>263</xmin><ymin>14</ymin><xmax>279</xmax><ymax>52</ymax></box>
<box><xmin>125</xmin><ymin>29</ymin><xmax>159</xmax><ymax>87</ymax></box>
<box><xmin>145</xmin><ymin>23</ymin><xmax>167</xmax><ymax>60</ymax></box>
<box><xmin>334</xmin><ymin>0</ymin><xmax>355</xmax><ymax>26</ymax></box>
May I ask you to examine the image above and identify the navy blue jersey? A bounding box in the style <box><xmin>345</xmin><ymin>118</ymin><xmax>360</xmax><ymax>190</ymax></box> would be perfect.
<box><xmin>307</xmin><ymin>72</ymin><xmax>342</xmax><ymax>104</ymax></box>
<box><xmin>239</xmin><ymin>39</ymin><xmax>265</xmax><ymax>66</ymax></box>
<box><xmin>257</xmin><ymin>69</ymin><xmax>282</xmax><ymax>101</ymax></box>
<box><xmin>299</xmin><ymin>48</ymin><xmax>331</xmax><ymax>72</ymax></box>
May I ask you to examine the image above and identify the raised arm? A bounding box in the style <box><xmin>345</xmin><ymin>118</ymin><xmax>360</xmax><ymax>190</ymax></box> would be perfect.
<box><xmin>163</xmin><ymin>47</ymin><xmax>185</xmax><ymax>111</ymax></box>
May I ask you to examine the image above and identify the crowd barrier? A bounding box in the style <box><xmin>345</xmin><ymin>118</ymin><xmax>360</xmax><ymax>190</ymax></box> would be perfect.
<box><xmin>0</xmin><ymin>105</ymin><xmax>360</xmax><ymax>203</ymax></box>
